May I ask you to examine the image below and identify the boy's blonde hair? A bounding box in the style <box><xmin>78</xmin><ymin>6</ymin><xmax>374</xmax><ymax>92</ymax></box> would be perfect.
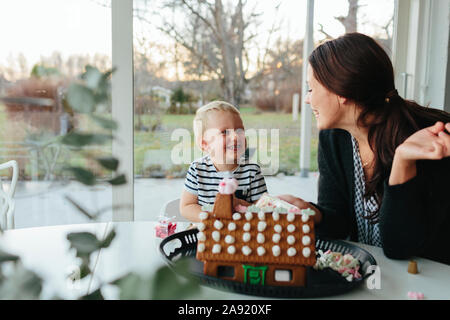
<box><xmin>193</xmin><ymin>101</ymin><xmax>241</xmax><ymax>148</ymax></box>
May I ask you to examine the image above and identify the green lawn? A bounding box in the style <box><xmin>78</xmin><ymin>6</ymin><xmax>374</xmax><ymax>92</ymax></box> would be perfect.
<box><xmin>1</xmin><ymin>104</ymin><xmax>319</xmax><ymax>179</ymax></box>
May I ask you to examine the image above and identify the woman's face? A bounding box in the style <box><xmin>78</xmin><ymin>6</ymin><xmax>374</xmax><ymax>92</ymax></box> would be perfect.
<box><xmin>305</xmin><ymin>65</ymin><xmax>350</xmax><ymax>130</ymax></box>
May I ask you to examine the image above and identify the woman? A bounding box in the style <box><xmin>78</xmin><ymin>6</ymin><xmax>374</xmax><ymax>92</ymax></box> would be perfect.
<box><xmin>279</xmin><ymin>33</ymin><xmax>450</xmax><ymax>265</ymax></box>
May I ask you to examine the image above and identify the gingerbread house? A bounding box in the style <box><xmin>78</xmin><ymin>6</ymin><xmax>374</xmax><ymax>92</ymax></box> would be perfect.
<box><xmin>196</xmin><ymin>178</ymin><xmax>316</xmax><ymax>287</ymax></box>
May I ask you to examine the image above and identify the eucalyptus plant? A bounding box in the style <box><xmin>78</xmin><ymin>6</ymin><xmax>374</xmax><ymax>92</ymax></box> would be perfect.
<box><xmin>0</xmin><ymin>66</ymin><xmax>200</xmax><ymax>300</ymax></box>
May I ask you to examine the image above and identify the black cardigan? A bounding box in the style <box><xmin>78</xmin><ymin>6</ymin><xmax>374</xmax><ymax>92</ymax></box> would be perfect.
<box><xmin>312</xmin><ymin>129</ymin><xmax>450</xmax><ymax>265</ymax></box>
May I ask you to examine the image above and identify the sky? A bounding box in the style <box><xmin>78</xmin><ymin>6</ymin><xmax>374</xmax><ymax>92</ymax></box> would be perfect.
<box><xmin>0</xmin><ymin>0</ymin><xmax>394</xmax><ymax>79</ymax></box>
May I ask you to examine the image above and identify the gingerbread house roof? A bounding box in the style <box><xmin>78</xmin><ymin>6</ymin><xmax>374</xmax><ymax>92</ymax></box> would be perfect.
<box><xmin>196</xmin><ymin>194</ymin><xmax>316</xmax><ymax>267</ymax></box>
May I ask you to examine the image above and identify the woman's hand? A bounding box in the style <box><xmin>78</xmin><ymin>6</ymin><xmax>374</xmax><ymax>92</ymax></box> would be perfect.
<box><xmin>390</xmin><ymin>121</ymin><xmax>450</xmax><ymax>185</ymax></box>
<box><xmin>276</xmin><ymin>194</ymin><xmax>322</xmax><ymax>224</ymax></box>
<box><xmin>395</xmin><ymin>121</ymin><xmax>450</xmax><ymax>161</ymax></box>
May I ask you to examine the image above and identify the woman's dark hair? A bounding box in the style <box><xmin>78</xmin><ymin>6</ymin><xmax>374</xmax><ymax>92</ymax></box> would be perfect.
<box><xmin>309</xmin><ymin>32</ymin><xmax>450</xmax><ymax>223</ymax></box>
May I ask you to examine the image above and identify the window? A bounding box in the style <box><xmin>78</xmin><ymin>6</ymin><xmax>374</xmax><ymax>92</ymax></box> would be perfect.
<box><xmin>274</xmin><ymin>269</ymin><xmax>293</xmax><ymax>282</ymax></box>
<box><xmin>217</xmin><ymin>265</ymin><xmax>235</xmax><ymax>279</ymax></box>
<box><xmin>0</xmin><ymin>0</ymin><xmax>112</xmax><ymax>227</ymax></box>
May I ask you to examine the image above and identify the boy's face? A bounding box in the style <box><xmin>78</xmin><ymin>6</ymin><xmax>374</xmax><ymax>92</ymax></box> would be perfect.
<box><xmin>202</xmin><ymin>111</ymin><xmax>246</xmax><ymax>165</ymax></box>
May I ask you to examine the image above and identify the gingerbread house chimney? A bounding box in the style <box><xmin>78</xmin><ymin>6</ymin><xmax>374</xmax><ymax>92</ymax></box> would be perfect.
<box><xmin>212</xmin><ymin>175</ymin><xmax>238</xmax><ymax>219</ymax></box>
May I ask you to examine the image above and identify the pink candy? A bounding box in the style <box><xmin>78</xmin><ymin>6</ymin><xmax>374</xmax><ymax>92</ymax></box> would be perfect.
<box><xmin>235</xmin><ymin>204</ymin><xmax>248</xmax><ymax>213</ymax></box>
<box><xmin>407</xmin><ymin>291</ymin><xmax>425</xmax><ymax>300</ymax></box>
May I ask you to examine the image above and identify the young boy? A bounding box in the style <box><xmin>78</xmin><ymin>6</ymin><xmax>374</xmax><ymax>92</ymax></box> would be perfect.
<box><xmin>180</xmin><ymin>101</ymin><xmax>268</xmax><ymax>222</ymax></box>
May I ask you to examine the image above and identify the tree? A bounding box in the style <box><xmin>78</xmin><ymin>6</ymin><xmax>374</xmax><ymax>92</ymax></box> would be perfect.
<box><xmin>135</xmin><ymin>0</ymin><xmax>263</xmax><ymax>106</ymax></box>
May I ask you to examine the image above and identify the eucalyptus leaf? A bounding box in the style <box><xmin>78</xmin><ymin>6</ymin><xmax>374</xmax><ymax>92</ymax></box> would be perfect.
<box><xmin>64</xmin><ymin>195</ymin><xmax>95</xmax><ymax>220</ymax></box>
<box><xmin>79</xmin><ymin>288</ymin><xmax>104</xmax><ymax>300</ymax></box>
<box><xmin>99</xmin><ymin>228</ymin><xmax>116</xmax><ymax>249</ymax></box>
<box><xmin>90</xmin><ymin>114</ymin><xmax>118</xmax><ymax>130</ymax></box>
<box><xmin>65</xmin><ymin>167</ymin><xmax>97</xmax><ymax>186</ymax></box>
<box><xmin>67</xmin><ymin>232</ymin><xmax>101</xmax><ymax>256</ymax></box>
<box><xmin>82</xmin><ymin>65</ymin><xmax>103</xmax><ymax>90</ymax></box>
<box><xmin>96</xmin><ymin>157</ymin><xmax>119</xmax><ymax>171</ymax></box>
<box><xmin>0</xmin><ymin>249</ymin><xmax>20</xmax><ymax>263</ymax></box>
<box><xmin>110</xmin><ymin>272</ymin><xmax>153</xmax><ymax>300</ymax></box>
<box><xmin>61</xmin><ymin>132</ymin><xmax>112</xmax><ymax>147</ymax></box>
<box><xmin>151</xmin><ymin>261</ymin><xmax>200</xmax><ymax>299</ymax></box>
<box><xmin>67</xmin><ymin>83</ymin><xmax>95</xmax><ymax>113</ymax></box>
<box><xmin>79</xmin><ymin>263</ymin><xmax>92</xmax><ymax>279</ymax></box>
<box><xmin>0</xmin><ymin>264</ymin><xmax>43</xmax><ymax>299</ymax></box>
<box><xmin>107</xmin><ymin>174</ymin><xmax>127</xmax><ymax>185</ymax></box>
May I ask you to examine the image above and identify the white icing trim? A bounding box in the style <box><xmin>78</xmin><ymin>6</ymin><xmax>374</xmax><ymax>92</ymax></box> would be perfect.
<box><xmin>225</xmin><ymin>235</ymin><xmax>235</xmax><ymax>244</ymax></box>
<box><xmin>274</xmin><ymin>224</ymin><xmax>282</xmax><ymax>233</ymax></box>
<box><xmin>227</xmin><ymin>245</ymin><xmax>236</xmax><ymax>254</ymax></box>
<box><xmin>302</xmin><ymin>247</ymin><xmax>311</xmax><ymax>258</ymax></box>
<box><xmin>257</xmin><ymin>246</ymin><xmax>266</xmax><ymax>256</ymax></box>
<box><xmin>212</xmin><ymin>244</ymin><xmax>221</xmax><ymax>254</ymax></box>
<box><xmin>301</xmin><ymin>214</ymin><xmax>309</xmax><ymax>222</ymax></box>
<box><xmin>197</xmin><ymin>243</ymin><xmax>205</xmax><ymax>252</ymax></box>
<box><xmin>245</xmin><ymin>212</ymin><xmax>253</xmax><ymax>221</ymax></box>
<box><xmin>272</xmin><ymin>233</ymin><xmax>281</xmax><ymax>243</ymax></box>
<box><xmin>287</xmin><ymin>247</ymin><xmax>297</xmax><ymax>257</ymax></box>
<box><xmin>214</xmin><ymin>220</ymin><xmax>224</xmax><ymax>230</ymax></box>
<box><xmin>257</xmin><ymin>233</ymin><xmax>265</xmax><ymax>244</ymax></box>
<box><xmin>258</xmin><ymin>211</ymin><xmax>265</xmax><ymax>220</ymax></box>
<box><xmin>287</xmin><ymin>224</ymin><xmax>296</xmax><ymax>233</ymax></box>
<box><xmin>228</xmin><ymin>222</ymin><xmax>236</xmax><ymax>231</ymax></box>
<box><xmin>272</xmin><ymin>212</ymin><xmax>280</xmax><ymax>221</ymax></box>
<box><xmin>199</xmin><ymin>212</ymin><xmax>208</xmax><ymax>220</ymax></box>
<box><xmin>257</xmin><ymin>221</ymin><xmax>267</xmax><ymax>232</ymax></box>
<box><xmin>302</xmin><ymin>224</ymin><xmax>310</xmax><ymax>233</ymax></box>
<box><xmin>272</xmin><ymin>245</ymin><xmax>281</xmax><ymax>257</ymax></box>
<box><xmin>197</xmin><ymin>222</ymin><xmax>205</xmax><ymax>231</ymax></box>
<box><xmin>212</xmin><ymin>231</ymin><xmax>220</xmax><ymax>242</ymax></box>
<box><xmin>197</xmin><ymin>232</ymin><xmax>206</xmax><ymax>241</ymax></box>
<box><xmin>302</xmin><ymin>235</ymin><xmax>311</xmax><ymax>246</ymax></box>
<box><xmin>287</xmin><ymin>235</ymin><xmax>296</xmax><ymax>245</ymax></box>
<box><xmin>242</xmin><ymin>245</ymin><xmax>252</xmax><ymax>256</ymax></box>
<box><xmin>232</xmin><ymin>213</ymin><xmax>241</xmax><ymax>221</ymax></box>
<box><xmin>287</xmin><ymin>212</ymin><xmax>295</xmax><ymax>222</ymax></box>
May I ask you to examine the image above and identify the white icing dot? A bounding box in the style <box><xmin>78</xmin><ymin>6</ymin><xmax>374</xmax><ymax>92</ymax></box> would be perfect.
<box><xmin>225</xmin><ymin>235</ymin><xmax>235</xmax><ymax>244</ymax></box>
<box><xmin>199</xmin><ymin>212</ymin><xmax>208</xmax><ymax>220</ymax></box>
<box><xmin>302</xmin><ymin>224</ymin><xmax>310</xmax><ymax>234</ymax></box>
<box><xmin>257</xmin><ymin>221</ymin><xmax>267</xmax><ymax>232</ymax></box>
<box><xmin>227</xmin><ymin>245</ymin><xmax>236</xmax><ymax>254</ymax></box>
<box><xmin>257</xmin><ymin>246</ymin><xmax>266</xmax><ymax>256</ymax></box>
<box><xmin>301</xmin><ymin>214</ymin><xmax>309</xmax><ymax>223</ymax></box>
<box><xmin>274</xmin><ymin>224</ymin><xmax>282</xmax><ymax>233</ymax></box>
<box><xmin>212</xmin><ymin>231</ymin><xmax>220</xmax><ymax>242</ymax></box>
<box><xmin>245</xmin><ymin>212</ymin><xmax>253</xmax><ymax>221</ymax></box>
<box><xmin>287</xmin><ymin>235</ymin><xmax>296</xmax><ymax>245</ymax></box>
<box><xmin>242</xmin><ymin>245</ymin><xmax>252</xmax><ymax>256</ymax></box>
<box><xmin>197</xmin><ymin>222</ymin><xmax>205</xmax><ymax>231</ymax></box>
<box><xmin>302</xmin><ymin>247</ymin><xmax>311</xmax><ymax>258</ymax></box>
<box><xmin>197</xmin><ymin>232</ymin><xmax>206</xmax><ymax>241</ymax></box>
<box><xmin>228</xmin><ymin>222</ymin><xmax>236</xmax><ymax>231</ymax></box>
<box><xmin>272</xmin><ymin>212</ymin><xmax>280</xmax><ymax>221</ymax></box>
<box><xmin>272</xmin><ymin>245</ymin><xmax>281</xmax><ymax>257</ymax></box>
<box><xmin>272</xmin><ymin>233</ymin><xmax>281</xmax><ymax>243</ymax></box>
<box><xmin>287</xmin><ymin>247</ymin><xmax>297</xmax><ymax>257</ymax></box>
<box><xmin>257</xmin><ymin>233</ymin><xmax>265</xmax><ymax>244</ymax></box>
<box><xmin>243</xmin><ymin>232</ymin><xmax>251</xmax><ymax>242</ymax></box>
<box><xmin>243</xmin><ymin>222</ymin><xmax>251</xmax><ymax>232</ymax></box>
<box><xmin>258</xmin><ymin>211</ymin><xmax>265</xmax><ymax>220</ymax></box>
<box><xmin>214</xmin><ymin>220</ymin><xmax>224</xmax><ymax>230</ymax></box>
<box><xmin>302</xmin><ymin>235</ymin><xmax>311</xmax><ymax>246</ymax></box>
<box><xmin>212</xmin><ymin>244</ymin><xmax>221</xmax><ymax>254</ymax></box>
<box><xmin>287</xmin><ymin>212</ymin><xmax>295</xmax><ymax>222</ymax></box>
<box><xmin>232</xmin><ymin>213</ymin><xmax>241</xmax><ymax>221</ymax></box>
<box><xmin>287</xmin><ymin>224</ymin><xmax>296</xmax><ymax>233</ymax></box>
<box><xmin>197</xmin><ymin>243</ymin><xmax>205</xmax><ymax>252</ymax></box>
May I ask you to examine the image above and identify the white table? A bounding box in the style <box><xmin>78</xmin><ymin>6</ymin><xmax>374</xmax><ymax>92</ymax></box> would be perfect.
<box><xmin>2</xmin><ymin>221</ymin><xmax>450</xmax><ymax>299</ymax></box>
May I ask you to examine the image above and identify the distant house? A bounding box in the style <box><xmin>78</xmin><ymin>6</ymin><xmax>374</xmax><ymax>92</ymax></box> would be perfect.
<box><xmin>150</xmin><ymin>86</ymin><xmax>172</xmax><ymax>108</ymax></box>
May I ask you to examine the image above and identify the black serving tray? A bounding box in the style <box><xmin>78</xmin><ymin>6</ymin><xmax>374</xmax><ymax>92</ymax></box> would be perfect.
<box><xmin>159</xmin><ymin>228</ymin><xmax>377</xmax><ymax>298</ymax></box>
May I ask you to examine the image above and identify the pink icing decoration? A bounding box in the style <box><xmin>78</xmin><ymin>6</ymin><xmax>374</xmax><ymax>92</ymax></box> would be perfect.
<box><xmin>408</xmin><ymin>292</ymin><xmax>424</xmax><ymax>300</ymax></box>
<box><xmin>218</xmin><ymin>177</ymin><xmax>238</xmax><ymax>194</ymax></box>
<box><xmin>288</xmin><ymin>207</ymin><xmax>301</xmax><ymax>213</ymax></box>
<box><xmin>235</xmin><ymin>204</ymin><xmax>248</xmax><ymax>213</ymax></box>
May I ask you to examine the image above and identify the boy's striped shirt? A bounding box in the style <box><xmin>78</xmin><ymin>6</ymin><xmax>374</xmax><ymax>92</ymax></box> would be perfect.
<box><xmin>184</xmin><ymin>155</ymin><xmax>268</xmax><ymax>206</ymax></box>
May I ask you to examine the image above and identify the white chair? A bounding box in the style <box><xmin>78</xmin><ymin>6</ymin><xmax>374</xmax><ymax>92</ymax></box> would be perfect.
<box><xmin>0</xmin><ymin>160</ymin><xmax>18</xmax><ymax>230</ymax></box>
<box><xmin>160</xmin><ymin>198</ymin><xmax>191</xmax><ymax>223</ymax></box>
